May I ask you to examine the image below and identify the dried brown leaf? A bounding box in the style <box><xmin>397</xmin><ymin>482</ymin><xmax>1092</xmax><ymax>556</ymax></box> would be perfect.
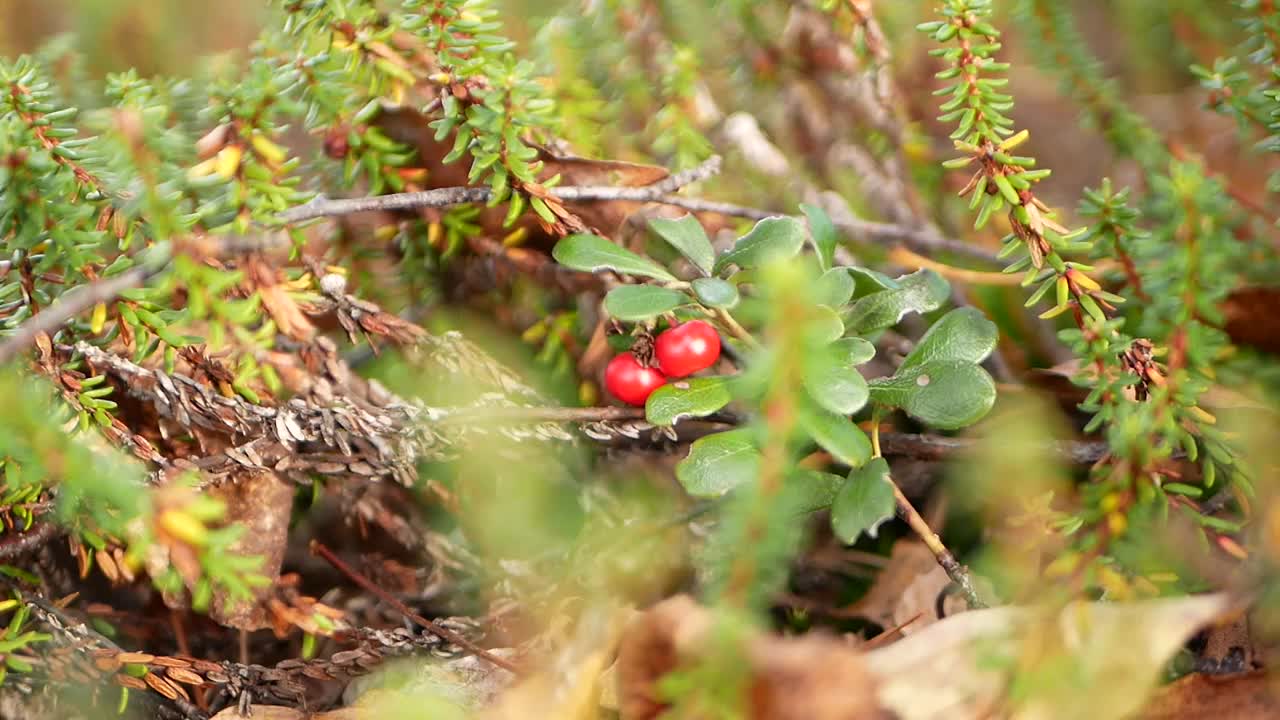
<box><xmin>616</xmin><ymin>595</ymin><xmax>891</xmax><ymax>720</ymax></box>
<box><xmin>208</xmin><ymin>470</ymin><xmax>295</xmax><ymax>630</ymax></box>
<box><xmin>1223</xmin><ymin>287</ymin><xmax>1280</xmax><ymax>356</ymax></box>
<box><xmin>845</xmin><ymin>541</ymin><xmax>964</xmax><ymax>637</ymax></box>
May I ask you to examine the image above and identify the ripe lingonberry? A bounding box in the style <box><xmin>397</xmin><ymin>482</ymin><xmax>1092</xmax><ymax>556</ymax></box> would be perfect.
<box><xmin>655</xmin><ymin>321</ymin><xmax>721</xmax><ymax>378</ymax></box>
<box><xmin>604</xmin><ymin>353</ymin><xmax>667</xmax><ymax>406</ymax></box>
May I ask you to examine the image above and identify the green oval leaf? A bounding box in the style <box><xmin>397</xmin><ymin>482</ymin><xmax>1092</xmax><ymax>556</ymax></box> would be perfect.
<box><xmin>552</xmin><ymin>233</ymin><xmax>676</xmax><ymax>281</ymax></box>
<box><xmin>802</xmin><ymin>344</ymin><xmax>870</xmax><ymax>415</ymax></box>
<box><xmin>868</xmin><ymin>360</ymin><xmax>997</xmax><ymax>430</ymax></box>
<box><xmin>813</xmin><ymin>267</ymin><xmax>855</xmax><ymax>308</ymax></box>
<box><xmin>799</xmin><ymin>403</ymin><xmax>872</xmax><ymax>468</ymax></box>
<box><xmin>603</xmin><ymin>285</ymin><xmax>690</xmax><ymax>321</ymax></box>
<box><xmin>649</xmin><ymin>215</ymin><xmax>715</xmax><ymax>275</ymax></box>
<box><xmin>832</xmin><ymin>337</ymin><xmax>877</xmax><ymax>366</ymax></box>
<box><xmin>786</xmin><ymin>470</ymin><xmax>844</xmax><ymax>515</ymax></box>
<box><xmin>849</xmin><ymin>266</ymin><xmax>902</xmax><ymax>292</ymax></box>
<box><xmin>676</xmin><ymin>429</ymin><xmax>761</xmax><ymax>498</ymax></box>
<box><xmin>691</xmin><ymin>277</ymin><xmax>740</xmax><ymax>308</ymax></box>
<box><xmin>646</xmin><ymin>376</ymin><xmax>734</xmax><ymax>426</ymax></box>
<box><xmin>801</xmin><ymin>203</ymin><xmax>838</xmax><ymax>272</ymax></box>
<box><xmin>901</xmin><ymin>307</ymin><xmax>998</xmax><ymax>370</ymax></box>
<box><xmin>806</xmin><ymin>305</ymin><xmax>846</xmax><ymax>346</ymax></box>
<box><xmin>845</xmin><ymin>269</ymin><xmax>950</xmax><ymax>334</ymax></box>
<box><xmin>713</xmin><ymin>216</ymin><xmax>806</xmax><ymax>273</ymax></box>
<box><xmin>831</xmin><ymin>457</ymin><xmax>896</xmax><ymax>544</ymax></box>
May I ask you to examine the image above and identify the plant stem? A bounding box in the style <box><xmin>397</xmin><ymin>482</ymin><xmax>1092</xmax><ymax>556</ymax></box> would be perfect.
<box><xmin>889</xmin><ymin>479</ymin><xmax>986</xmax><ymax>609</ymax></box>
<box><xmin>714</xmin><ymin>307</ymin><xmax>760</xmax><ymax>349</ymax></box>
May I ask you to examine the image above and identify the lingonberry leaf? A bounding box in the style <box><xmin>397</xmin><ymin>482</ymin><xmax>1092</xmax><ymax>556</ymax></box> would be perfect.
<box><xmin>713</xmin><ymin>216</ymin><xmax>806</xmax><ymax>273</ymax></box>
<box><xmin>646</xmin><ymin>376</ymin><xmax>733</xmax><ymax>426</ymax></box>
<box><xmin>801</xmin><ymin>203</ymin><xmax>838</xmax><ymax>272</ymax></box>
<box><xmin>649</xmin><ymin>215</ymin><xmax>715</xmax><ymax>275</ymax></box>
<box><xmin>869</xmin><ymin>360</ymin><xmax>996</xmax><ymax>430</ymax></box>
<box><xmin>845</xmin><ymin>269</ymin><xmax>950</xmax><ymax>334</ymax></box>
<box><xmin>676</xmin><ymin>429</ymin><xmax>761</xmax><ymax>497</ymax></box>
<box><xmin>831</xmin><ymin>457</ymin><xmax>896</xmax><ymax>544</ymax></box>
<box><xmin>603</xmin><ymin>285</ymin><xmax>690</xmax><ymax>321</ymax></box>
<box><xmin>691</xmin><ymin>277</ymin><xmax>740</xmax><ymax>308</ymax></box>
<box><xmin>900</xmin><ymin>307</ymin><xmax>998</xmax><ymax>370</ymax></box>
<box><xmin>798</xmin><ymin>402</ymin><xmax>872</xmax><ymax>468</ymax></box>
<box><xmin>786</xmin><ymin>469</ymin><xmax>845</xmax><ymax>515</ymax></box>
<box><xmin>813</xmin><ymin>267</ymin><xmax>855</xmax><ymax>308</ymax></box>
<box><xmin>552</xmin><ymin>233</ymin><xmax>676</xmax><ymax>281</ymax></box>
<box><xmin>848</xmin><ymin>266</ymin><xmax>902</xmax><ymax>292</ymax></box>
<box><xmin>806</xmin><ymin>305</ymin><xmax>847</xmax><ymax>345</ymax></box>
<box><xmin>802</xmin><ymin>342</ymin><xmax>871</xmax><ymax>415</ymax></box>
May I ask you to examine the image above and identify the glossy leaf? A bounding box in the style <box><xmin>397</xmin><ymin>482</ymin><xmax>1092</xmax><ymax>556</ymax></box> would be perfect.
<box><xmin>831</xmin><ymin>457</ymin><xmax>896</xmax><ymax>544</ymax></box>
<box><xmin>806</xmin><ymin>305</ymin><xmax>846</xmax><ymax>345</ymax></box>
<box><xmin>802</xmin><ymin>343</ymin><xmax>871</xmax><ymax>415</ymax></box>
<box><xmin>650</xmin><ymin>215</ymin><xmax>715</xmax><ymax>275</ymax></box>
<box><xmin>846</xmin><ymin>269</ymin><xmax>949</xmax><ymax>334</ymax></box>
<box><xmin>786</xmin><ymin>470</ymin><xmax>844</xmax><ymax>515</ymax></box>
<box><xmin>603</xmin><ymin>285</ymin><xmax>690</xmax><ymax>321</ymax></box>
<box><xmin>799</xmin><ymin>403</ymin><xmax>873</xmax><ymax>468</ymax></box>
<box><xmin>869</xmin><ymin>360</ymin><xmax>996</xmax><ymax>430</ymax></box>
<box><xmin>801</xmin><ymin>203</ymin><xmax>838</xmax><ymax>271</ymax></box>
<box><xmin>813</xmin><ymin>267</ymin><xmax>855</xmax><ymax>308</ymax></box>
<box><xmin>691</xmin><ymin>277</ymin><xmax>740</xmax><ymax>308</ymax></box>
<box><xmin>676</xmin><ymin>429</ymin><xmax>761</xmax><ymax>498</ymax></box>
<box><xmin>552</xmin><ymin>233</ymin><xmax>676</xmax><ymax>281</ymax></box>
<box><xmin>849</xmin><ymin>266</ymin><xmax>902</xmax><ymax>292</ymax></box>
<box><xmin>901</xmin><ymin>307</ymin><xmax>998</xmax><ymax>370</ymax></box>
<box><xmin>713</xmin><ymin>216</ymin><xmax>806</xmax><ymax>273</ymax></box>
<box><xmin>646</xmin><ymin>376</ymin><xmax>733</xmax><ymax>426</ymax></box>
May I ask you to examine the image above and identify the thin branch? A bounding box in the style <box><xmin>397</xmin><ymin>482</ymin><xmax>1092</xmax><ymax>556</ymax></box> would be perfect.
<box><xmin>0</xmin><ymin>235</ymin><xmax>287</xmax><ymax>367</ymax></box>
<box><xmin>276</xmin><ymin>157</ymin><xmax>1000</xmax><ymax>266</ymax></box>
<box><xmin>311</xmin><ymin>541</ymin><xmax>522</xmax><ymax>675</ymax></box>
<box><xmin>889</xmin><ymin>477</ymin><xmax>986</xmax><ymax>609</ymax></box>
<box><xmin>280</xmin><ymin>186</ymin><xmax>493</xmax><ymax>223</ymax></box>
<box><xmin>876</xmin><ymin>432</ymin><xmax>1108</xmax><ymax>466</ymax></box>
<box><xmin>280</xmin><ymin>155</ymin><xmax>724</xmax><ymax>224</ymax></box>
<box><xmin>888</xmin><ymin>246</ymin><xmax>1024</xmax><ymax>285</ymax></box>
<box><xmin>0</xmin><ymin>265</ymin><xmax>156</xmax><ymax>366</ymax></box>
<box><xmin>0</xmin><ymin>522</ymin><xmax>60</xmax><ymax>563</ymax></box>
<box><xmin>441</xmin><ymin>404</ymin><xmax>1107</xmax><ymax>464</ymax></box>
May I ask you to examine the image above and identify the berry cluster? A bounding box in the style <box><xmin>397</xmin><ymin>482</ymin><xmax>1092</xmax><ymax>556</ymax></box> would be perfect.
<box><xmin>604</xmin><ymin>321</ymin><xmax>722</xmax><ymax>406</ymax></box>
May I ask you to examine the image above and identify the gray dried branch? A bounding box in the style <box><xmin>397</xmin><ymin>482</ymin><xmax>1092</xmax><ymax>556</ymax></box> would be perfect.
<box><xmin>0</xmin><ymin>235</ymin><xmax>289</xmax><ymax>368</ymax></box>
<box><xmin>278</xmin><ymin>155</ymin><xmax>724</xmax><ymax>223</ymax></box>
<box><xmin>0</xmin><ymin>265</ymin><xmax>154</xmax><ymax>366</ymax></box>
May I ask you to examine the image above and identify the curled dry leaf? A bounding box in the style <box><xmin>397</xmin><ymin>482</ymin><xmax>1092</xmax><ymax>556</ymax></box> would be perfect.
<box><xmin>246</xmin><ymin>256</ymin><xmax>316</xmax><ymax>342</ymax></box>
<box><xmin>616</xmin><ymin>594</ymin><xmax>893</xmax><ymax>720</ymax></box>
<box><xmin>844</xmin><ymin>541</ymin><xmax>972</xmax><ymax>637</ymax></box>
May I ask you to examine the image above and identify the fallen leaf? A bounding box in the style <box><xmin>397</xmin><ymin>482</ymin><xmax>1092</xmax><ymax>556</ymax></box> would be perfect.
<box><xmin>867</xmin><ymin>593</ymin><xmax>1232</xmax><ymax>720</ymax></box>
<box><xmin>616</xmin><ymin>594</ymin><xmax>892</xmax><ymax>720</ymax></box>
<box><xmin>1223</xmin><ymin>287</ymin><xmax>1280</xmax><ymax>356</ymax></box>
<box><xmin>208</xmin><ymin>470</ymin><xmax>295</xmax><ymax>629</ymax></box>
<box><xmin>844</xmin><ymin>541</ymin><xmax>968</xmax><ymax>637</ymax></box>
<box><xmin>483</xmin><ymin>605</ymin><xmax>627</xmax><ymax>720</ymax></box>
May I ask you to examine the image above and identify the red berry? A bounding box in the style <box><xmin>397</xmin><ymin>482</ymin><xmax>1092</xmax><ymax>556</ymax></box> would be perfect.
<box><xmin>604</xmin><ymin>353</ymin><xmax>667</xmax><ymax>406</ymax></box>
<box><xmin>655</xmin><ymin>321</ymin><xmax>721</xmax><ymax>378</ymax></box>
